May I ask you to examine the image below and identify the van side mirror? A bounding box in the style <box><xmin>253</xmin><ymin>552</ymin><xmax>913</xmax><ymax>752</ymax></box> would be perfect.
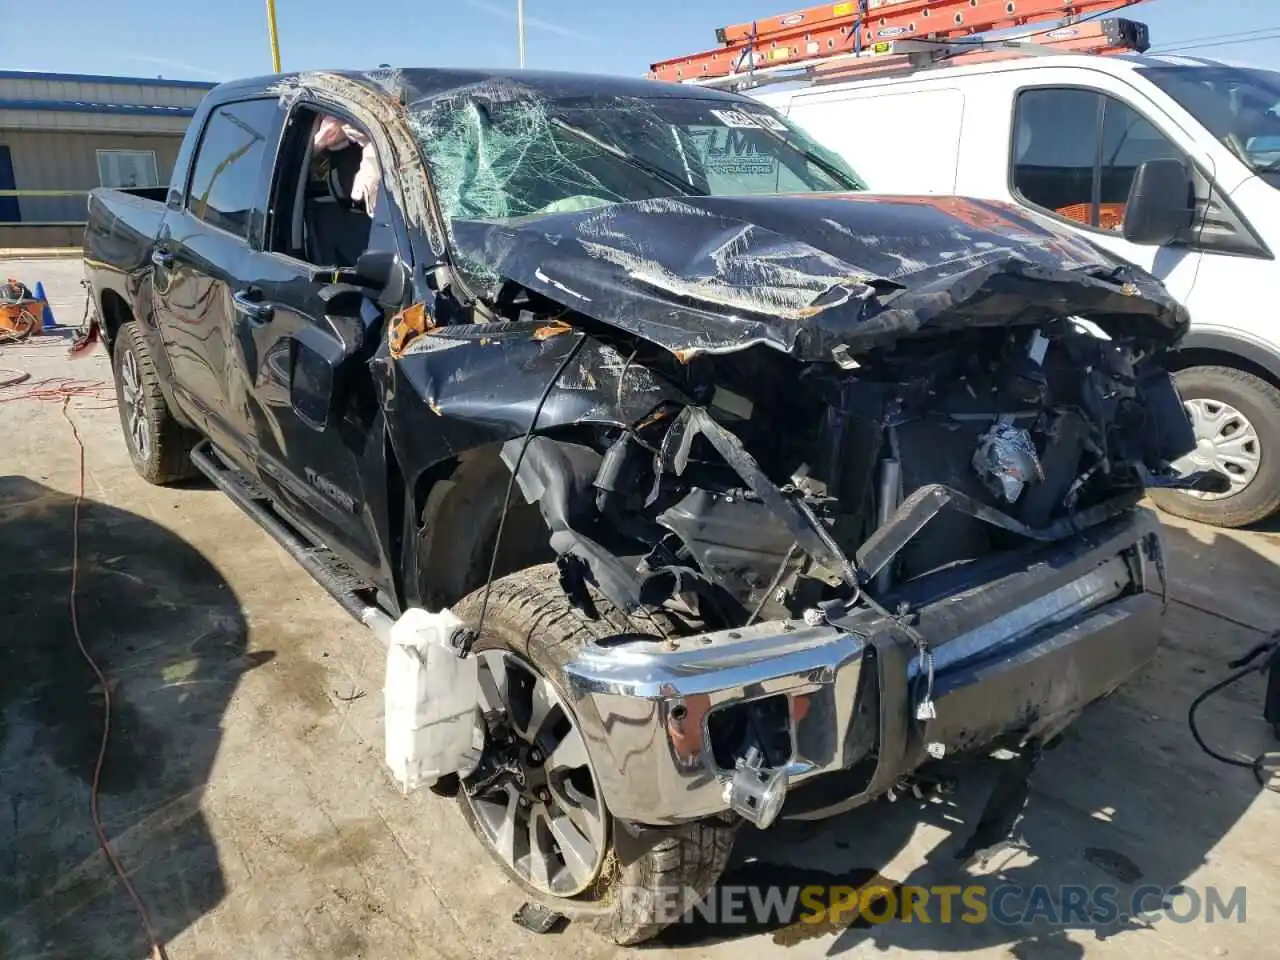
<box><xmin>1122</xmin><ymin>159</ymin><xmax>1195</xmax><ymax>246</ymax></box>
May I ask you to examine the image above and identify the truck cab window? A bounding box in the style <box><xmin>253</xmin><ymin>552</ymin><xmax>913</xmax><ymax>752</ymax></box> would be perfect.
<box><xmin>1013</xmin><ymin>87</ymin><xmax>1186</xmax><ymax>233</ymax></box>
<box><xmin>267</xmin><ymin>107</ymin><xmax>393</xmax><ymax>269</ymax></box>
<box><xmin>186</xmin><ymin>99</ymin><xmax>278</xmax><ymax>238</ymax></box>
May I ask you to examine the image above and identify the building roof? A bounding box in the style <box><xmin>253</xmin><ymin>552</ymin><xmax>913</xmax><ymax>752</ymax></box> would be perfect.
<box><xmin>0</xmin><ymin>70</ymin><xmax>215</xmax><ymax>89</ymax></box>
<box><xmin>0</xmin><ymin>99</ymin><xmax>197</xmax><ymax>117</ymax></box>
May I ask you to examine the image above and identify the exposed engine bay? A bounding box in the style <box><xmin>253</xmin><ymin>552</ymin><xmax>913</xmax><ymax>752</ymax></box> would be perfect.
<box><xmin>498</xmin><ymin>314</ymin><xmax>1198</xmax><ymax>630</ymax></box>
<box><xmin>378</xmin><ymin>181</ymin><xmax>1213</xmax><ymax>636</ymax></box>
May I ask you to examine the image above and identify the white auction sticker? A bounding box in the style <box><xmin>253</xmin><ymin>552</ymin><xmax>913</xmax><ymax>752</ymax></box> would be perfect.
<box><xmin>709</xmin><ymin>108</ymin><xmax>787</xmax><ymax>132</ymax></box>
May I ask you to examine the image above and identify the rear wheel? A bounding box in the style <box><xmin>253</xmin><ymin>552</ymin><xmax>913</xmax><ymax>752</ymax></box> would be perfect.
<box><xmin>452</xmin><ymin>564</ymin><xmax>736</xmax><ymax>944</ymax></box>
<box><xmin>1151</xmin><ymin>365</ymin><xmax>1280</xmax><ymax>528</ymax></box>
<box><xmin>112</xmin><ymin>322</ymin><xmax>199</xmax><ymax>485</ymax></box>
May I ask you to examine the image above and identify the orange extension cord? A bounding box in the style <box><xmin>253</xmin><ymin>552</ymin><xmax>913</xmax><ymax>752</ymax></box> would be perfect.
<box><xmin>2</xmin><ymin>300</ymin><xmax>165</xmax><ymax>950</ymax></box>
<box><xmin>60</xmin><ymin>400</ymin><xmax>169</xmax><ymax>960</ymax></box>
<box><xmin>0</xmin><ymin>374</ymin><xmax>115</xmax><ymax>407</ymax></box>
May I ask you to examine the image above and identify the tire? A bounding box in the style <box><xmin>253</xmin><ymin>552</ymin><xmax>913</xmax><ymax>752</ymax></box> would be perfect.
<box><xmin>1149</xmin><ymin>365</ymin><xmax>1280</xmax><ymax>528</ymax></box>
<box><xmin>112</xmin><ymin>322</ymin><xmax>199</xmax><ymax>485</ymax></box>
<box><xmin>452</xmin><ymin>564</ymin><xmax>736</xmax><ymax>945</ymax></box>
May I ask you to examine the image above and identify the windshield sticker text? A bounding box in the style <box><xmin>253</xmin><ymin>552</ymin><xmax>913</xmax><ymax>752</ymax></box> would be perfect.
<box><xmin>710</xmin><ymin>109</ymin><xmax>788</xmax><ymax>132</ymax></box>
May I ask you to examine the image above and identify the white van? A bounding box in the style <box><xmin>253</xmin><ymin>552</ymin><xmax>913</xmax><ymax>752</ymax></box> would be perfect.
<box><xmin>758</xmin><ymin>53</ymin><xmax>1280</xmax><ymax>528</ymax></box>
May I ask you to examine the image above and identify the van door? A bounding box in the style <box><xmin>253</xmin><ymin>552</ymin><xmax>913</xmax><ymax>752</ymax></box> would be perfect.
<box><xmin>785</xmin><ymin>86</ymin><xmax>965</xmax><ymax>195</ymax></box>
<box><xmin>1006</xmin><ymin>83</ymin><xmax>1206</xmax><ymax>302</ymax></box>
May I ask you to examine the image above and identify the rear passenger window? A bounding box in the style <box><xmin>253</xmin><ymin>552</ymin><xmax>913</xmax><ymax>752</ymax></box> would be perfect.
<box><xmin>187</xmin><ymin>99</ymin><xmax>278</xmax><ymax>238</ymax></box>
<box><xmin>1012</xmin><ymin>87</ymin><xmax>1187</xmax><ymax>233</ymax></box>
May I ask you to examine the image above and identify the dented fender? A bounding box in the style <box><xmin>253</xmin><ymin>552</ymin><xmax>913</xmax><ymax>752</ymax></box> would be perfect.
<box><xmin>372</xmin><ymin>321</ymin><xmax>685</xmax><ymax>511</ymax></box>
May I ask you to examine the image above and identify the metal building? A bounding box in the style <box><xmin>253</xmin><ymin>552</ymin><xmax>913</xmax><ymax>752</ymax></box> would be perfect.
<box><xmin>0</xmin><ymin>71</ymin><xmax>215</xmax><ymax>248</ymax></box>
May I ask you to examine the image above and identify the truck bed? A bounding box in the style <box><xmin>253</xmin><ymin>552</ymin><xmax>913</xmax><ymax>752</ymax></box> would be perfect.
<box><xmin>84</xmin><ymin>188</ymin><xmax>167</xmax><ymax>276</ymax></box>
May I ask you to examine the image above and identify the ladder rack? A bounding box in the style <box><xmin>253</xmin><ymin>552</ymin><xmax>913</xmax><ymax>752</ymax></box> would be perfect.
<box><xmin>689</xmin><ymin>17</ymin><xmax>1149</xmax><ymax>90</ymax></box>
<box><xmin>649</xmin><ymin>0</ymin><xmax>1149</xmax><ymax>88</ymax></box>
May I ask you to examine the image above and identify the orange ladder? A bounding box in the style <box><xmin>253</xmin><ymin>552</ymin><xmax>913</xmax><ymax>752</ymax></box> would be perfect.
<box><xmin>650</xmin><ymin>0</ymin><xmax>1149</xmax><ymax>85</ymax></box>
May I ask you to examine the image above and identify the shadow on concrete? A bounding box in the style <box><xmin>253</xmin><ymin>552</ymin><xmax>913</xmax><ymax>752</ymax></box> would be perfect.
<box><xmin>652</xmin><ymin>520</ymin><xmax>1277</xmax><ymax>956</ymax></box>
<box><xmin>0</xmin><ymin>476</ymin><xmax>267</xmax><ymax>957</ymax></box>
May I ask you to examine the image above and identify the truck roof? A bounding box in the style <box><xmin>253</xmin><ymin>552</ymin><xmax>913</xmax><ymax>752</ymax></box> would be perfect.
<box><xmin>211</xmin><ymin>67</ymin><xmax>753</xmax><ymax>108</ymax></box>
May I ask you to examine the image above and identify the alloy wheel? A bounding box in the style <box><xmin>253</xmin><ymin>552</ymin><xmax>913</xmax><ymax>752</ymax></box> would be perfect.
<box><xmin>120</xmin><ymin>346</ymin><xmax>150</xmax><ymax>462</ymax></box>
<box><xmin>462</xmin><ymin>650</ymin><xmax>608</xmax><ymax>897</ymax></box>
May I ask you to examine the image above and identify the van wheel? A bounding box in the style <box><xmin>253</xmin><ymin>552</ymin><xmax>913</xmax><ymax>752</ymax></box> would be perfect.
<box><xmin>452</xmin><ymin>564</ymin><xmax>736</xmax><ymax>944</ymax></box>
<box><xmin>1151</xmin><ymin>365</ymin><xmax>1280</xmax><ymax>527</ymax></box>
<box><xmin>112</xmin><ymin>322</ymin><xmax>199</xmax><ymax>485</ymax></box>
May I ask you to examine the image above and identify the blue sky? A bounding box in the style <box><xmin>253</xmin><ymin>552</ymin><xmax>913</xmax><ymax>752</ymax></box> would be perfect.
<box><xmin>9</xmin><ymin>0</ymin><xmax>1280</xmax><ymax>81</ymax></box>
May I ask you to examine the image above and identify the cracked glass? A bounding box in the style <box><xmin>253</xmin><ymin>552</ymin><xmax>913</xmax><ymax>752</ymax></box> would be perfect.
<box><xmin>406</xmin><ymin>84</ymin><xmax>866</xmax><ymax>229</ymax></box>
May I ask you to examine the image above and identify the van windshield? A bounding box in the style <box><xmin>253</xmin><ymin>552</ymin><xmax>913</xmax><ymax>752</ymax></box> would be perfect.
<box><xmin>1140</xmin><ymin>64</ymin><xmax>1280</xmax><ymax>184</ymax></box>
<box><xmin>407</xmin><ymin>92</ymin><xmax>866</xmax><ymax>226</ymax></box>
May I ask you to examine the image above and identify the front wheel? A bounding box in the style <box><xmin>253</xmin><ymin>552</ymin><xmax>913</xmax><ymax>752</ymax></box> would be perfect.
<box><xmin>1151</xmin><ymin>365</ymin><xmax>1280</xmax><ymax>528</ymax></box>
<box><xmin>452</xmin><ymin>565</ymin><xmax>736</xmax><ymax>944</ymax></box>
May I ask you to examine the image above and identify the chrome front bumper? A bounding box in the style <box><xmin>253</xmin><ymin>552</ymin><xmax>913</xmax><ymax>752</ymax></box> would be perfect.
<box><xmin>562</xmin><ymin>507</ymin><xmax>1166</xmax><ymax>827</ymax></box>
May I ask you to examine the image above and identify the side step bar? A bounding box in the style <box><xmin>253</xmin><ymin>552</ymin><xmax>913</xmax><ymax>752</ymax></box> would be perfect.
<box><xmin>190</xmin><ymin>441</ymin><xmax>396</xmax><ymax>640</ymax></box>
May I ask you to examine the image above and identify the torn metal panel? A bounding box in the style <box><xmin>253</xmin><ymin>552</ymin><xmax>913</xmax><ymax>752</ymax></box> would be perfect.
<box><xmin>389</xmin><ymin>301</ymin><xmax>435</xmax><ymax>357</ymax></box>
<box><xmin>450</xmin><ymin>194</ymin><xmax>1189</xmax><ymax>363</ymax></box>
<box><xmin>854</xmin><ymin>483</ymin><xmax>1144</xmax><ymax>587</ymax></box>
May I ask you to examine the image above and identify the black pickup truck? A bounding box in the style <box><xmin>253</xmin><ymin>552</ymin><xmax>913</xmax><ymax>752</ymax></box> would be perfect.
<box><xmin>84</xmin><ymin>67</ymin><xmax>1208</xmax><ymax>943</ymax></box>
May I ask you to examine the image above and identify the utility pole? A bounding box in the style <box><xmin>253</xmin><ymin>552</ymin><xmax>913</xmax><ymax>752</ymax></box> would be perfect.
<box><xmin>517</xmin><ymin>0</ymin><xmax>526</xmax><ymax>68</ymax></box>
<box><xmin>266</xmin><ymin>0</ymin><xmax>282</xmax><ymax>72</ymax></box>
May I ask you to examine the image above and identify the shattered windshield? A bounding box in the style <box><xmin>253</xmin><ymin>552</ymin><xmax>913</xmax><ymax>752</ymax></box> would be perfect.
<box><xmin>1141</xmin><ymin>65</ymin><xmax>1280</xmax><ymax>185</ymax></box>
<box><xmin>406</xmin><ymin>86</ymin><xmax>866</xmax><ymax>226</ymax></box>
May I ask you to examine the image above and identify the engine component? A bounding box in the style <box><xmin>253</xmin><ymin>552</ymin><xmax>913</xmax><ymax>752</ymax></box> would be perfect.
<box><xmin>873</xmin><ymin>455</ymin><xmax>902</xmax><ymax>594</ymax></box>
<box><xmin>973</xmin><ymin>421</ymin><xmax>1044</xmax><ymax>503</ymax></box>
<box><xmin>724</xmin><ymin>745</ymin><xmax>789</xmax><ymax>829</ymax></box>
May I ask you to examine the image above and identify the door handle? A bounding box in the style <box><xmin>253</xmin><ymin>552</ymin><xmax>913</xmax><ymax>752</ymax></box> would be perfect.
<box><xmin>151</xmin><ymin>248</ymin><xmax>174</xmax><ymax>268</ymax></box>
<box><xmin>232</xmin><ymin>290</ymin><xmax>274</xmax><ymax>323</ymax></box>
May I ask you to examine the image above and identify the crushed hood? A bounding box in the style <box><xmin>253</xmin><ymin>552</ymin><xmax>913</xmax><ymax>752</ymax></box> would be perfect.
<box><xmin>451</xmin><ymin>193</ymin><xmax>1189</xmax><ymax>361</ymax></box>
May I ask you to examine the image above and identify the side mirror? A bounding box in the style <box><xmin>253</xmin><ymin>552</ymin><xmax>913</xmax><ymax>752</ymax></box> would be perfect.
<box><xmin>289</xmin><ymin>297</ymin><xmax>381</xmax><ymax>431</ymax></box>
<box><xmin>1122</xmin><ymin>158</ymin><xmax>1195</xmax><ymax>246</ymax></box>
<box><xmin>354</xmin><ymin>250</ymin><xmax>409</xmax><ymax>306</ymax></box>
<box><xmin>290</xmin><ymin>325</ymin><xmax>346</xmax><ymax>431</ymax></box>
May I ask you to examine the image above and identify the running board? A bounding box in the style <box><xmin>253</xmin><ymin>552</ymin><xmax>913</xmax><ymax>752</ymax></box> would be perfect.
<box><xmin>190</xmin><ymin>441</ymin><xmax>395</xmax><ymax>636</ymax></box>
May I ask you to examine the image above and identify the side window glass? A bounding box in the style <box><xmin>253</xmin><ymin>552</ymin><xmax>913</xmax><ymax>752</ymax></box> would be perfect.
<box><xmin>1100</xmin><ymin>96</ymin><xmax>1185</xmax><ymax>232</ymax></box>
<box><xmin>1012</xmin><ymin>88</ymin><xmax>1101</xmax><ymax>227</ymax></box>
<box><xmin>186</xmin><ymin>99</ymin><xmax>278</xmax><ymax>238</ymax></box>
<box><xmin>266</xmin><ymin>107</ymin><xmax>394</xmax><ymax>269</ymax></box>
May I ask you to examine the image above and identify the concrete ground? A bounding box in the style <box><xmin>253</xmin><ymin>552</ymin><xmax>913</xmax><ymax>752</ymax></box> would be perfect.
<box><xmin>2</xmin><ymin>257</ymin><xmax>1278</xmax><ymax>960</ymax></box>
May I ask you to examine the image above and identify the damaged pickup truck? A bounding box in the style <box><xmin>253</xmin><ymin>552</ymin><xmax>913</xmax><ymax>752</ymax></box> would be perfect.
<box><xmin>83</xmin><ymin>68</ymin><xmax>1218</xmax><ymax>943</ymax></box>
